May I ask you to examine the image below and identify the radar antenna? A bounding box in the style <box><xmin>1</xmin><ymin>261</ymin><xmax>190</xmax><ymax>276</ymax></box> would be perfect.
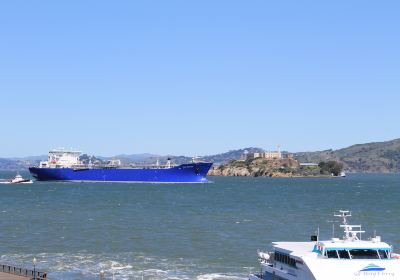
<box><xmin>334</xmin><ymin>210</ymin><xmax>365</xmax><ymax>241</ymax></box>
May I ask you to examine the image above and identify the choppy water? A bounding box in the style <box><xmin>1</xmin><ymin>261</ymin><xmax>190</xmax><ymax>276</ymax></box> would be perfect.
<box><xmin>0</xmin><ymin>172</ymin><xmax>399</xmax><ymax>279</ymax></box>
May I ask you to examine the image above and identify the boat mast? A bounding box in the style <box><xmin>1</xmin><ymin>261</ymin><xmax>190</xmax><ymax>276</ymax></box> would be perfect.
<box><xmin>334</xmin><ymin>210</ymin><xmax>365</xmax><ymax>241</ymax></box>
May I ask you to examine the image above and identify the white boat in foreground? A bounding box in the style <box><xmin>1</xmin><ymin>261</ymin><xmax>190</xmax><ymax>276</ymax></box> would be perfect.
<box><xmin>249</xmin><ymin>210</ymin><xmax>400</xmax><ymax>280</ymax></box>
<box><xmin>0</xmin><ymin>173</ymin><xmax>33</xmax><ymax>184</ymax></box>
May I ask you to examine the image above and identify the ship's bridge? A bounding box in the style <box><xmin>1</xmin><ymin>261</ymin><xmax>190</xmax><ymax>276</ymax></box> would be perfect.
<box><xmin>40</xmin><ymin>148</ymin><xmax>82</xmax><ymax>168</ymax></box>
<box><xmin>311</xmin><ymin>210</ymin><xmax>393</xmax><ymax>260</ymax></box>
<box><xmin>315</xmin><ymin>239</ymin><xmax>392</xmax><ymax>259</ymax></box>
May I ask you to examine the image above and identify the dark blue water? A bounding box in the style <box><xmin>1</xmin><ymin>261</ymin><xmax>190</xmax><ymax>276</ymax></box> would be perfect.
<box><xmin>0</xmin><ymin>172</ymin><xmax>399</xmax><ymax>279</ymax></box>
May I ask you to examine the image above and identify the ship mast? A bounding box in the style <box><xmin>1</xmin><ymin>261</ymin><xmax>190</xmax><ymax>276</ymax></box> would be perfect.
<box><xmin>334</xmin><ymin>210</ymin><xmax>365</xmax><ymax>241</ymax></box>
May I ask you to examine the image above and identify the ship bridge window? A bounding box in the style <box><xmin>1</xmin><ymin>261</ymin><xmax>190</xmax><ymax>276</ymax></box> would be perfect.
<box><xmin>337</xmin><ymin>250</ymin><xmax>350</xmax><ymax>259</ymax></box>
<box><xmin>378</xmin><ymin>250</ymin><xmax>389</xmax><ymax>259</ymax></box>
<box><xmin>326</xmin><ymin>249</ymin><xmax>389</xmax><ymax>259</ymax></box>
<box><xmin>349</xmin><ymin>249</ymin><xmax>380</xmax><ymax>259</ymax></box>
<box><xmin>274</xmin><ymin>251</ymin><xmax>297</xmax><ymax>268</ymax></box>
<box><xmin>326</xmin><ymin>250</ymin><xmax>339</xmax><ymax>258</ymax></box>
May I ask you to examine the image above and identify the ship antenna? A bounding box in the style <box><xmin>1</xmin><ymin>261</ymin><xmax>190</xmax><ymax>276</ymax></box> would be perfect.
<box><xmin>334</xmin><ymin>210</ymin><xmax>364</xmax><ymax>241</ymax></box>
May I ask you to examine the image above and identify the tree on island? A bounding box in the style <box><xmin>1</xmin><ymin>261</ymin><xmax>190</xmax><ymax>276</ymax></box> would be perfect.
<box><xmin>318</xmin><ymin>161</ymin><xmax>344</xmax><ymax>176</ymax></box>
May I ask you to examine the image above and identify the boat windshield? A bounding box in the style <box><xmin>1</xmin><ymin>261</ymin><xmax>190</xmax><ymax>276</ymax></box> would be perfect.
<box><xmin>338</xmin><ymin>250</ymin><xmax>350</xmax><ymax>259</ymax></box>
<box><xmin>326</xmin><ymin>250</ymin><xmax>339</xmax><ymax>258</ymax></box>
<box><xmin>325</xmin><ymin>249</ymin><xmax>390</xmax><ymax>259</ymax></box>
<box><xmin>378</xmin><ymin>250</ymin><xmax>389</xmax><ymax>259</ymax></box>
<box><xmin>349</xmin><ymin>249</ymin><xmax>380</xmax><ymax>259</ymax></box>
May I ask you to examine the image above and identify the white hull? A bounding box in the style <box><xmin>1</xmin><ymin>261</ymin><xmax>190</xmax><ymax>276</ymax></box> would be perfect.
<box><xmin>0</xmin><ymin>180</ymin><xmax>33</xmax><ymax>184</ymax></box>
<box><xmin>251</xmin><ymin>259</ymin><xmax>400</xmax><ymax>280</ymax></box>
<box><xmin>249</xmin><ymin>211</ymin><xmax>400</xmax><ymax>280</ymax></box>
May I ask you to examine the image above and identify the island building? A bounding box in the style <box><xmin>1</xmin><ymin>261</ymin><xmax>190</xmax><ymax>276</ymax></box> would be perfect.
<box><xmin>247</xmin><ymin>147</ymin><xmax>283</xmax><ymax>160</ymax></box>
<box><xmin>299</xmin><ymin>162</ymin><xmax>319</xmax><ymax>167</ymax></box>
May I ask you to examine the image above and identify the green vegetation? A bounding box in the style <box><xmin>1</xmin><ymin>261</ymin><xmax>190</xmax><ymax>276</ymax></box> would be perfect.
<box><xmin>318</xmin><ymin>161</ymin><xmax>343</xmax><ymax>176</ymax></box>
<box><xmin>294</xmin><ymin>138</ymin><xmax>400</xmax><ymax>173</ymax></box>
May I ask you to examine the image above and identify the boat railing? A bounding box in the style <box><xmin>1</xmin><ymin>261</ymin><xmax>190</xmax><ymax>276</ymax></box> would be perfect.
<box><xmin>71</xmin><ymin>163</ymin><xmax>179</xmax><ymax>170</ymax></box>
<box><xmin>0</xmin><ymin>264</ymin><xmax>47</xmax><ymax>279</ymax></box>
<box><xmin>33</xmin><ymin>162</ymin><xmax>201</xmax><ymax>169</ymax></box>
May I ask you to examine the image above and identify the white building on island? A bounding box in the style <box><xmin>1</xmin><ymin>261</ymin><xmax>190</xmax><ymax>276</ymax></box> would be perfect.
<box><xmin>247</xmin><ymin>146</ymin><xmax>282</xmax><ymax>160</ymax></box>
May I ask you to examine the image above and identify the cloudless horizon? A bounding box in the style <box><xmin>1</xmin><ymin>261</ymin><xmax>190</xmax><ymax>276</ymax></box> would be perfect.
<box><xmin>1</xmin><ymin>1</ymin><xmax>399</xmax><ymax>157</ymax></box>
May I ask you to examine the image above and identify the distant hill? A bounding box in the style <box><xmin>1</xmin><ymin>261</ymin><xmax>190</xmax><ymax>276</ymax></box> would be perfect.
<box><xmin>1</xmin><ymin>139</ymin><xmax>399</xmax><ymax>172</ymax></box>
<box><xmin>102</xmin><ymin>148</ymin><xmax>265</xmax><ymax>166</ymax></box>
<box><xmin>294</xmin><ymin>138</ymin><xmax>400</xmax><ymax>173</ymax></box>
<box><xmin>7</xmin><ymin>155</ymin><xmax>47</xmax><ymax>161</ymax></box>
<box><xmin>110</xmin><ymin>153</ymin><xmax>160</xmax><ymax>160</ymax></box>
<box><xmin>0</xmin><ymin>158</ymin><xmax>40</xmax><ymax>171</ymax></box>
<box><xmin>201</xmin><ymin>147</ymin><xmax>264</xmax><ymax>165</ymax></box>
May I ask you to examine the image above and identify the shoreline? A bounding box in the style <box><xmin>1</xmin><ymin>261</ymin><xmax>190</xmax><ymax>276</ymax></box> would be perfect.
<box><xmin>208</xmin><ymin>174</ymin><xmax>342</xmax><ymax>178</ymax></box>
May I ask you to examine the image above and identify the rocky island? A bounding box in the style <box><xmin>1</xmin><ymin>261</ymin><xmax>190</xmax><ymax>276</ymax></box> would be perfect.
<box><xmin>208</xmin><ymin>157</ymin><xmax>343</xmax><ymax>178</ymax></box>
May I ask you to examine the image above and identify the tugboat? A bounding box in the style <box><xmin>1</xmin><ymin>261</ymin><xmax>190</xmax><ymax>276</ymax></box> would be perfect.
<box><xmin>0</xmin><ymin>173</ymin><xmax>33</xmax><ymax>184</ymax></box>
<box><xmin>249</xmin><ymin>210</ymin><xmax>400</xmax><ymax>280</ymax></box>
<box><xmin>10</xmin><ymin>173</ymin><xmax>33</xmax><ymax>184</ymax></box>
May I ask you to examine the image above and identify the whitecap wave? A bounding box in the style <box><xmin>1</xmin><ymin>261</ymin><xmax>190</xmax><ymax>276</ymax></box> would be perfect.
<box><xmin>0</xmin><ymin>253</ymin><xmax>246</xmax><ymax>280</ymax></box>
<box><xmin>197</xmin><ymin>273</ymin><xmax>245</xmax><ymax>280</ymax></box>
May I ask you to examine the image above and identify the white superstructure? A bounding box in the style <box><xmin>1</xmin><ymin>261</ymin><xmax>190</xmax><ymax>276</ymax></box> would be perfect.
<box><xmin>40</xmin><ymin>148</ymin><xmax>82</xmax><ymax>168</ymax></box>
<box><xmin>249</xmin><ymin>211</ymin><xmax>400</xmax><ymax>280</ymax></box>
<box><xmin>36</xmin><ymin>149</ymin><xmax>176</xmax><ymax>170</ymax></box>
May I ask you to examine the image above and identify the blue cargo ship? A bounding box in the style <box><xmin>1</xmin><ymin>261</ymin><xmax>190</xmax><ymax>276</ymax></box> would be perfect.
<box><xmin>29</xmin><ymin>149</ymin><xmax>212</xmax><ymax>183</ymax></box>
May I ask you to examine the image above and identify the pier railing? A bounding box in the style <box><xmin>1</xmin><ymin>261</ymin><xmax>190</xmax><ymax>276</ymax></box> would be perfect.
<box><xmin>0</xmin><ymin>264</ymin><xmax>47</xmax><ymax>279</ymax></box>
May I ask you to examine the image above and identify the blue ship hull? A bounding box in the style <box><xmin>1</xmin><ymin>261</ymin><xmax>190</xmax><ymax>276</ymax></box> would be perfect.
<box><xmin>29</xmin><ymin>163</ymin><xmax>212</xmax><ymax>183</ymax></box>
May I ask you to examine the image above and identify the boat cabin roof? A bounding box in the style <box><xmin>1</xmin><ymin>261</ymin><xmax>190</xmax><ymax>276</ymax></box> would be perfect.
<box><xmin>273</xmin><ymin>240</ymin><xmax>391</xmax><ymax>258</ymax></box>
<box><xmin>319</xmin><ymin>239</ymin><xmax>391</xmax><ymax>250</ymax></box>
<box><xmin>273</xmin><ymin>242</ymin><xmax>316</xmax><ymax>257</ymax></box>
<box><xmin>272</xmin><ymin>211</ymin><xmax>393</xmax><ymax>260</ymax></box>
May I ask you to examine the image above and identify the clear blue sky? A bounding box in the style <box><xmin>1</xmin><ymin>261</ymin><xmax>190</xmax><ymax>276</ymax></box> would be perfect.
<box><xmin>1</xmin><ymin>1</ymin><xmax>399</xmax><ymax>157</ymax></box>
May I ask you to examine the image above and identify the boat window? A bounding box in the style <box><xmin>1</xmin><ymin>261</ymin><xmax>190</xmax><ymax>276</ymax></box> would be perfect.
<box><xmin>378</xmin><ymin>250</ymin><xmax>389</xmax><ymax>259</ymax></box>
<box><xmin>326</xmin><ymin>250</ymin><xmax>339</xmax><ymax>258</ymax></box>
<box><xmin>349</xmin><ymin>249</ymin><xmax>379</xmax><ymax>259</ymax></box>
<box><xmin>337</xmin><ymin>250</ymin><xmax>350</xmax><ymax>259</ymax></box>
<box><xmin>274</xmin><ymin>251</ymin><xmax>297</xmax><ymax>268</ymax></box>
